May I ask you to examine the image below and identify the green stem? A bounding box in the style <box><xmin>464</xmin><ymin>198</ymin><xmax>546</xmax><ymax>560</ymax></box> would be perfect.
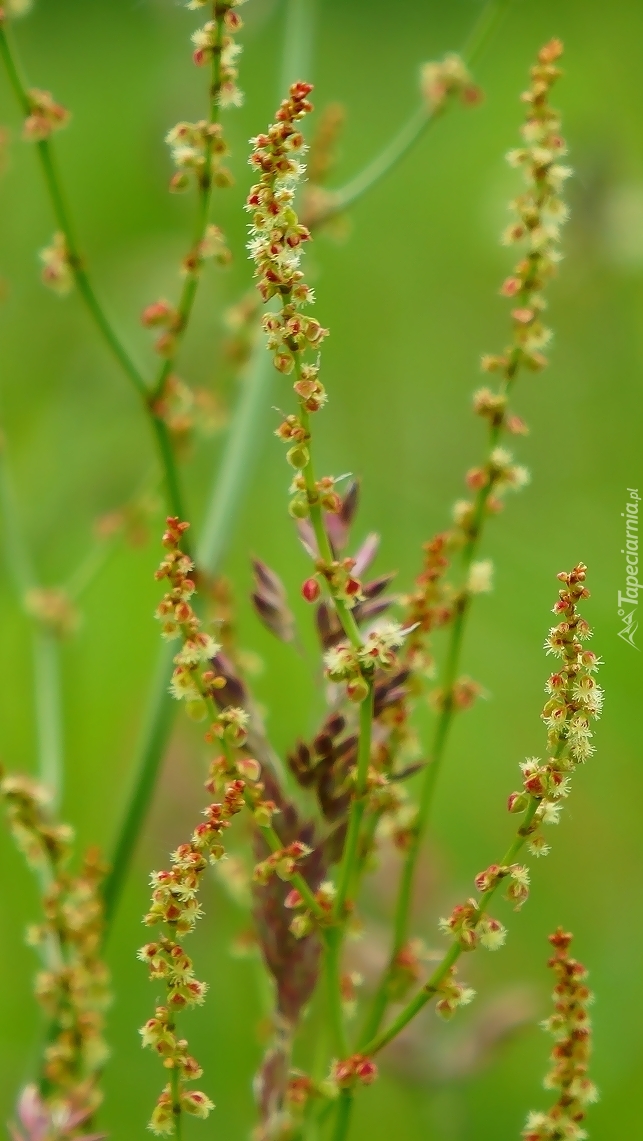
<box><xmin>196</xmin><ymin>326</ymin><xmax>271</xmax><ymax>573</ymax></box>
<box><xmin>0</xmin><ymin>20</ymin><xmax>193</xmax><ymax>533</ymax></box>
<box><xmin>150</xmin><ymin>414</ymin><xmax>188</xmax><ymax>524</ymax></box>
<box><xmin>323</xmin><ymin>0</ymin><xmax>514</xmax><ymax>222</ymax></box>
<box><xmin>330</xmin><ymin>1090</ymin><xmax>354</xmax><ymax>1141</ymax></box>
<box><xmin>38</xmin><ymin>138</ymin><xmax>148</xmax><ymax>398</ymax></box>
<box><xmin>323</xmin><ymin>926</ymin><xmax>348</xmax><ymax>1058</ymax></box>
<box><xmin>333</xmin><ymin>685</ymin><xmax>374</xmax><ymax>920</ymax></box>
<box><xmin>0</xmin><ymin>440</ymin><xmax>65</xmax><ymax>807</ymax></box>
<box><xmin>361</xmin><ymin>796</ymin><xmax>539</xmax><ymax>1057</ymax></box>
<box><xmin>170</xmin><ymin>1043</ymin><xmax>183</xmax><ymax>1140</ymax></box>
<box><xmin>280</xmin><ymin>0</ymin><xmax>317</xmax><ymax>93</ymax></box>
<box><xmin>32</xmin><ymin>628</ymin><xmax>64</xmax><ymax>810</ymax></box>
<box><xmin>361</xmin><ymin>380</ymin><xmax>519</xmax><ymax>1042</ymax></box>
<box><xmin>250</xmin><ymin>798</ymin><xmax>327</xmax><ymax>923</ymax></box>
<box><xmin>102</xmin><ymin>642</ymin><xmax>177</xmax><ymax>930</ymax></box>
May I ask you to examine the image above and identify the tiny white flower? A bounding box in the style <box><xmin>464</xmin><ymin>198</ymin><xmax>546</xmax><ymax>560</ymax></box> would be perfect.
<box><xmin>468</xmin><ymin>559</ymin><xmax>493</xmax><ymax>594</ymax></box>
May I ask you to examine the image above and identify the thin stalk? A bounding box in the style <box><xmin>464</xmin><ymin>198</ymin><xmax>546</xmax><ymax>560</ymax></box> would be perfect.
<box><xmin>333</xmin><ymin>685</ymin><xmax>374</xmax><ymax>919</ymax></box>
<box><xmin>32</xmin><ymin>629</ymin><xmax>64</xmax><ymax>809</ymax></box>
<box><xmin>361</xmin><ymin>796</ymin><xmax>540</xmax><ymax>1057</ymax></box>
<box><xmin>196</xmin><ymin>328</ymin><xmax>271</xmax><ymax>573</ymax></box>
<box><xmin>323</xmin><ymin>926</ymin><xmax>348</xmax><ymax>1058</ymax></box>
<box><xmin>323</xmin><ymin>0</ymin><xmax>514</xmax><ymax>222</ymax></box>
<box><xmin>361</xmin><ymin>378</ymin><xmax>519</xmax><ymax>1041</ymax></box>
<box><xmin>150</xmin><ymin>7</ymin><xmax>226</xmax><ymax>405</ymax></box>
<box><xmin>330</xmin><ymin>1090</ymin><xmax>354</xmax><ymax>1141</ymax></box>
<box><xmin>64</xmin><ymin>535</ymin><xmax>115</xmax><ymax>603</ymax></box>
<box><xmin>102</xmin><ymin>642</ymin><xmax>177</xmax><ymax>929</ymax></box>
<box><xmin>170</xmin><ymin>1037</ymin><xmax>183</xmax><ymax>1141</ymax></box>
<box><xmin>281</xmin><ymin>0</ymin><xmax>317</xmax><ymax>93</ymax></box>
<box><xmin>0</xmin><ymin>442</ymin><xmax>65</xmax><ymax>807</ymax></box>
<box><xmin>248</xmin><ymin>792</ymin><xmax>327</xmax><ymax>924</ymax></box>
<box><xmin>0</xmin><ymin>20</ymin><xmax>191</xmax><ymax>529</ymax></box>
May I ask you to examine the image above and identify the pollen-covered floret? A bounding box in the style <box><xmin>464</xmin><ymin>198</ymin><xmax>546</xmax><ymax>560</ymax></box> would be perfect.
<box><xmin>23</xmin><ymin>87</ymin><xmax>70</xmax><ymax>141</ymax></box>
<box><xmin>522</xmin><ymin>928</ymin><xmax>597</xmax><ymax>1140</ymax></box>
<box><xmin>39</xmin><ymin>232</ymin><xmax>74</xmax><ymax>296</ymax></box>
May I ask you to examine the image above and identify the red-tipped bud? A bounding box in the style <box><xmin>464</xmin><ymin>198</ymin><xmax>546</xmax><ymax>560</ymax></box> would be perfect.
<box><xmin>302</xmin><ymin>577</ymin><xmax>320</xmax><ymax>603</ymax></box>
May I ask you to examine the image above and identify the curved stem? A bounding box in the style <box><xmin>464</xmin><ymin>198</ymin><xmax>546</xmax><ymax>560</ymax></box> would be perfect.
<box><xmin>322</xmin><ymin>0</ymin><xmax>514</xmax><ymax>223</ymax></box>
<box><xmin>361</xmin><ymin>796</ymin><xmax>539</xmax><ymax>1058</ymax></box>
<box><xmin>0</xmin><ymin>19</ymin><xmax>193</xmax><ymax>534</ymax></box>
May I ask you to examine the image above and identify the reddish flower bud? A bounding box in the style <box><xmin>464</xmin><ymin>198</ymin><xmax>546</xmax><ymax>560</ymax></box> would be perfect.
<box><xmin>301</xmin><ymin>577</ymin><xmax>320</xmax><ymax>602</ymax></box>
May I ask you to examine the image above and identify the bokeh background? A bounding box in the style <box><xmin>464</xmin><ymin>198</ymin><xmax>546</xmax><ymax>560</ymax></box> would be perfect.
<box><xmin>0</xmin><ymin>0</ymin><xmax>641</xmax><ymax>1136</ymax></box>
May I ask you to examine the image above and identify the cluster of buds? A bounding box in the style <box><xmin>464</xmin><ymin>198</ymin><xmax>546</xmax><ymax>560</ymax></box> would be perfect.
<box><xmin>150</xmin><ymin>374</ymin><xmax>226</xmax><ymax>443</ymax></box>
<box><xmin>39</xmin><ymin>232</ymin><xmax>74</xmax><ymax>296</ymax></box>
<box><xmin>324</xmin><ymin>622</ymin><xmax>410</xmax><ymax>703</ymax></box>
<box><xmin>288</xmin><ymin>472</ymin><xmax>339</xmax><ymax>521</ymax></box>
<box><xmin>453</xmin><ymin>445</ymin><xmax>530</xmax><ymax>543</ymax></box>
<box><xmin>284</xmin><ymin>879</ymin><xmax>335</xmax><ymax>939</ymax></box>
<box><xmin>246</xmin><ymin>81</ymin><xmax>315</xmax><ymax>308</ymax></box>
<box><xmin>330</xmin><ymin>1054</ymin><xmax>378</xmax><ymax>1089</ymax></box>
<box><xmin>474</xmin><ymin>861</ymin><xmax>531</xmax><ymax>910</ymax></box>
<box><xmin>191</xmin><ymin>0</ymin><xmax>244</xmax><ymax>109</ymax></box>
<box><xmin>434</xmin><ymin>966</ymin><xmax>476</xmax><ymax>1020</ymax></box>
<box><xmin>1</xmin><ymin>774</ymin><xmax>110</xmax><ymax>1125</ymax></box>
<box><xmin>303</xmin><ymin>554</ymin><xmax>363</xmax><ymax>607</ymax></box>
<box><xmin>509</xmin><ymin>564</ymin><xmax>602</xmax><ymax>854</ymax></box>
<box><xmin>139</xmin><ymin>1001</ymin><xmax>214</xmax><ymax>1135</ymax></box>
<box><xmin>154</xmin><ymin>517</ymin><xmax>224</xmax><ymax>719</ymax></box>
<box><xmin>403</xmin><ymin>531</ymin><xmax>454</xmax><ymax>672</ymax></box>
<box><xmin>252</xmin><ymin>840</ymin><xmax>311</xmax><ymax>887</ymax></box>
<box><xmin>438</xmin><ymin>899</ymin><xmax>506</xmax><ymax>952</ymax></box>
<box><xmin>25</xmin><ymin>585</ymin><xmax>79</xmax><ymax>637</ymax></box>
<box><xmin>165</xmin><ymin>121</ymin><xmax>232</xmax><ymax>194</ymax></box>
<box><xmin>23</xmin><ymin>87</ymin><xmax>70</xmax><ymax>141</ymax></box>
<box><xmin>385</xmin><ymin>938</ymin><xmax>432</xmax><ymax>1002</ymax></box>
<box><xmin>522</xmin><ymin>929</ymin><xmax>597</xmax><ymax>1141</ymax></box>
<box><xmin>420</xmin><ymin>53</ymin><xmax>482</xmax><ymax>113</ymax></box>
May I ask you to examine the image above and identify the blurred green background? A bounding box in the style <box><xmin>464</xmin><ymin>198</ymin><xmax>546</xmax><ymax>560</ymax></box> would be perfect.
<box><xmin>0</xmin><ymin>0</ymin><xmax>641</xmax><ymax>1136</ymax></box>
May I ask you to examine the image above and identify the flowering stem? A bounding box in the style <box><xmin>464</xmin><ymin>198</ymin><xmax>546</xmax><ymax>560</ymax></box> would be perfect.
<box><xmin>364</xmin><ymin>235</ymin><xmax>547</xmax><ymax>1040</ymax></box>
<box><xmin>295</xmin><ymin>373</ymin><xmax>362</xmax><ymax>652</ymax></box>
<box><xmin>104</xmin><ymin>334</ymin><xmax>275</xmax><ymax>936</ymax></box>
<box><xmin>322</xmin><ymin>0</ymin><xmax>514</xmax><ymax>223</ymax></box>
<box><xmin>150</xmin><ymin>5</ymin><xmax>225</xmax><ymax>404</ymax></box>
<box><xmin>361</xmin><ymin>796</ymin><xmax>539</xmax><ymax>1057</ymax></box>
